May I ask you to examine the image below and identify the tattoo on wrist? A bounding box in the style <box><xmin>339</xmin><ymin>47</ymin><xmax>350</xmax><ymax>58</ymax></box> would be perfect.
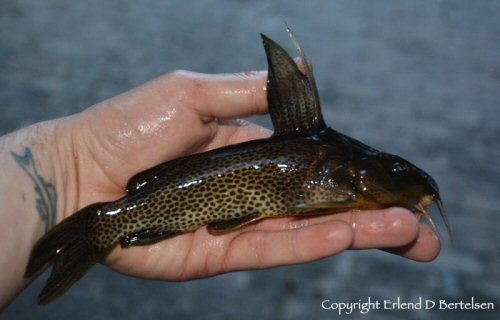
<box><xmin>11</xmin><ymin>147</ymin><xmax>57</xmax><ymax>231</ymax></box>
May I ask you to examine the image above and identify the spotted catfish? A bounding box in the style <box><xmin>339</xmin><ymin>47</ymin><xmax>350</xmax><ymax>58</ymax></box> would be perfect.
<box><xmin>25</xmin><ymin>30</ymin><xmax>452</xmax><ymax>305</ymax></box>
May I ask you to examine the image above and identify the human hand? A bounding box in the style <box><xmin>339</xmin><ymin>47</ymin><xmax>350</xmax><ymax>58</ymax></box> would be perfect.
<box><xmin>60</xmin><ymin>70</ymin><xmax>440</xmax><ymax>281</ymax></box>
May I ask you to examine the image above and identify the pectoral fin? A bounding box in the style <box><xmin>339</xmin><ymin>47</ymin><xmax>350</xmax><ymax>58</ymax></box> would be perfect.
<box><xmin>207</xmin><ymin>213</ymin><xmax>263</xmax><ymax>235</ymax></box>
<box><xmin>261</xmin><ymin>28</ymin><xmax>326</xmax><ymax>136</ymax></box>
<box><xmin>120</xmin><ymin>229</ymin><xmax>181</xmax><ymax>247</ymax></box>
<box><xmin>289</xmin><ymin>200</ymin><xmax>359</xmax><ymax>215</ymax></box>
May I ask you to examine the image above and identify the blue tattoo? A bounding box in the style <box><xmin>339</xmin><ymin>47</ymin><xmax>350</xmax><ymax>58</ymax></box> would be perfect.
<box><xmin>11</xmin><ymin>147</ymin><xmax>57</xmax><ymax>231</ymax></box>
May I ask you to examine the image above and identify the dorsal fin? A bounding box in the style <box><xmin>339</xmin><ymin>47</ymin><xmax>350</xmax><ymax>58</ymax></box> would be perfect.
<box><xmin>261</xmin><ymin>30</ymin><xmax>326</xmax><ymax>136</ymax></box>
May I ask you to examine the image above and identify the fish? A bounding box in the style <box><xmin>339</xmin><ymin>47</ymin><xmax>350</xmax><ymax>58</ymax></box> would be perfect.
<box><xmin>25</xmin><ymin>29</ymin><xmax>452</xmax><ymax>305</ymax></box>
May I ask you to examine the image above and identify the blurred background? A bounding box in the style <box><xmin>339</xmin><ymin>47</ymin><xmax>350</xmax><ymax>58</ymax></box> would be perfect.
<box><xmin>1</xmin><ymin>0</ymin><xmax>499</xmax><ymax>319</ymax></box>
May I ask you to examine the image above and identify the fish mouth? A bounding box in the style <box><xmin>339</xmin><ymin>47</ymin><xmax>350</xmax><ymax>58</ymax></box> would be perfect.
<box><xmin>414</xmin><ymin>195</ymin><xmax>454</xmax><ymax>245</ymax></box>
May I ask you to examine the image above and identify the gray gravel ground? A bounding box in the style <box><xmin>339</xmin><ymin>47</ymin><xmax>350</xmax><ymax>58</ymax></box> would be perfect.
<box><xmin>1</xmin><ymin>1</ymin><xmax>499</xmax><ymax>319</ymax></box>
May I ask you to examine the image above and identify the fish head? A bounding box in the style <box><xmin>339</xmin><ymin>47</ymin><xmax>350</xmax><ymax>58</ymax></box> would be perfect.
<box><xmin>352</xmin><ymin>155</ymin><xmax>437</xmax><ymax>207</ymax></box>
<box><xmin>321</xmin><ymin>153</ymin><xmax>452</xmax><ymax>241</ymax></box>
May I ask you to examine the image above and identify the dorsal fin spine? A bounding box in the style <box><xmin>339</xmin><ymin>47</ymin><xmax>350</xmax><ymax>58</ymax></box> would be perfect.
<box><xmin>261</xmin><ymin>31</ymin><xmax>326</xmax><ymax>136</ymax></box>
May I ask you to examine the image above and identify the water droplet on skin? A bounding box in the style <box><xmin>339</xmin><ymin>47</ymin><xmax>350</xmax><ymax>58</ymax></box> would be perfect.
<box><xmin>147</xmin><ymin>244</ymin><xmax>161</xmax><ymax>254</ymax></box>
<box><xmin>137</xmin><ymin>108</ymin><xmax>177</xmax><ymax>134</ymax></box>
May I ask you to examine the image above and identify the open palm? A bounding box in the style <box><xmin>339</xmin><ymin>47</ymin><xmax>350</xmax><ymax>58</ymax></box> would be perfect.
<box><xmin>62</xmin><ymin>70</ymin><xmax>440</xmax><ymax>281</ymax></box>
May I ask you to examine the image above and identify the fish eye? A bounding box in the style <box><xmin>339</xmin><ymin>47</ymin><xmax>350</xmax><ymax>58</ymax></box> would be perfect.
<box><xmin>391</xmin><ymin>162</ymin><xmax>408</xmax><ymax>174</ymax></box>
<box><xmin>358</xmin><ymin>168</ymin><xmax>368</xmax><ymax>177</ymax></box>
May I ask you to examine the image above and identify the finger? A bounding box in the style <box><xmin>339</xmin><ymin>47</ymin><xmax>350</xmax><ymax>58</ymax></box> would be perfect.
<box><xmin>221</xmin><ymin>220</ymin><xmax>353</xmax><ymax>271</ymax></box>
<box><xmin>248</xmin><ymin>208</ymin><xmax>420</xmax><ymax>249</ymax></box>
<box><xmin>224</xmin><ymin>119</ymin><xmax>273</xmax><ymax>144</ymax></box>
<box><xmin>202</xmin><ymin>119</ymin><xmax>272</xmax><ymax>151</ymax></box>
<box><xmin>384</xmin><ymin>224</ymin><xmax>441</xmax><ymax>262</ymax></box>
<box><xmin>346</xmin><ymin>208</ymin><xmax>420</xmax><ymax>249</ymax></box>
<box><xmin>169</xmin><ymin>70</ymin><xmax>269</xmax><ymax>120</ymax></box>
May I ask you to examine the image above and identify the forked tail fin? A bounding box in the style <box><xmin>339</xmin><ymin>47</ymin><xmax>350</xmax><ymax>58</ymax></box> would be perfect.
<box><xmin>25</xmin><ymin>203</ymin><xmax>104</xmax><ymax>305</ymax></box>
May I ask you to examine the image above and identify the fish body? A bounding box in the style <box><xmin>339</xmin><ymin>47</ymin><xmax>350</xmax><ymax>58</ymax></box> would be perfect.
<box><xmin>90</xmin><ymin>134</ymin><xmax>336</xmax><ymax>248</ymax></box>
<box><xmin>25</xmin><ymin>30</ymin><xmax>451</xmax><ymax>305</ymax></box>
<box><xmin>87</xmin><ymin>130</ymin><xmax>388</xmax><ymax>249</ymax></box>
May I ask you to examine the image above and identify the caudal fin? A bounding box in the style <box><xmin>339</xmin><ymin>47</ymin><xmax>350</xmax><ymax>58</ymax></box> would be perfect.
<box><xmin>25</xmin><ymin>203</ymin><xmax>104</xmax><ymax>305</ymax></box>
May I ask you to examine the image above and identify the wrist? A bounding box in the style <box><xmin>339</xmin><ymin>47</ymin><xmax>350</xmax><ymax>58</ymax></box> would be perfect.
<box><xmin>0</xmin><ymin>118</ymin><xmax>78</xmax><ymax>307</ymax></box>
<box><xmin>9</xmin><ymin>120</ymin><xmax>77</xmax><ymax>224</ymax></box>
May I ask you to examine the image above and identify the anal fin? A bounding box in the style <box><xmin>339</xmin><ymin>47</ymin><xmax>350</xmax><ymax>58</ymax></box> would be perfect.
<box><xmin>207</xmin><ymin>213</ymin><xmax>262</xmax><ymax>235</ymax></box>
<box><xmin>120</xmin><ymin>229</ymin><xmax>181</xmax><ymax>247</ymax></box>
